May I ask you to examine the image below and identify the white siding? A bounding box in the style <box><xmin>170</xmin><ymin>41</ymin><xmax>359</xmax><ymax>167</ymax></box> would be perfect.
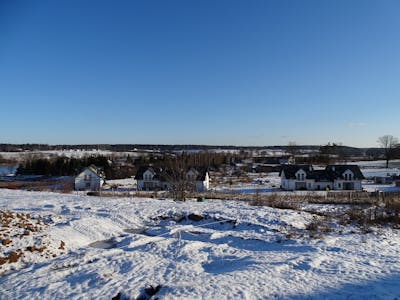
<box><xmin>195</xmin><ymin>172</ymin><xmax>210</xmax><ymax>192</ymax></box>
<box><xmin>75</xmin><ymin>169</ymin><xmax>103</xmax><ymax>191</ymax></box>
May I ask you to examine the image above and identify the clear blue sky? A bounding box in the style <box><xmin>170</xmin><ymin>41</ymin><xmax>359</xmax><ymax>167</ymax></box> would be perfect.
<box><xmin>1</xmin><ymin>0</ymin><xmax>399</xmax><ymax>147</ymax></box>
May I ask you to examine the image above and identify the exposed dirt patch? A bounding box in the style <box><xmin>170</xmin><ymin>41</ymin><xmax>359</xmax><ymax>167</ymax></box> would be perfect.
<box><xmin>0</xmin><ymin>210</ymin><xmax>65</xmax><ymax>274</ymax></box>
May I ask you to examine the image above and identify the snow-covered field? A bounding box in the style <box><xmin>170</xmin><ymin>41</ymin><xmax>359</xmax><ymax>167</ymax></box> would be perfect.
<box><xmin>0</xmin><ymin>189</ymin><xmax>400</xmax><ymax>299</ymax></box>
<box><xmin>214</xmin><ymin>172</ymin><xmax>282</xmax><ymax>194</ymax></box>
<box><xmin>105</xmin><ymin>178</ymin><xmax>136</xmax><ymax>191</ymax></box>
<box><xmin>361</xmin><ymin>168</ymin><xmax>400</xmax><ymax>178</ymax></box>
<box><xmin>355</xmin><ymin>159</ymin><xmax>400</xmax><ymax>169</ymax></box>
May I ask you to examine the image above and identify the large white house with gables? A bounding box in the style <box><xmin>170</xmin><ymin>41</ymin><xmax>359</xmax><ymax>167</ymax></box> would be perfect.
<box><xmin>74</xmin><ymin>165</ymin><xmax>105</xmax><ymax>191</ymax></box>
<box><xmin>135</xmin><ymin>166</ymin><xmax>210</xmax><ymax>192</ymax></box>
<box><xmin>280</xmin><ymin>165</ymin><xmax>364</xmax><ymax>191</ymax></box>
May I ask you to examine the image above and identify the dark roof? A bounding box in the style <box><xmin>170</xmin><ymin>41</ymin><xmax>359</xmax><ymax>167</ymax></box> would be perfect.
<box><xmin>80</xmin><ymin>165</ymin><xmax>105</xmax><ymax>179</ymax></box>
<box><xmin>279</xmin><ymin>165</ymin><xmax>313</xmax><ymax>179</ymax></box>
<box><xmin>325</xmin><ymin>165</ymin><xmax>365</xmax><ymax>180</ymax></box>
<box><xmin>190</xmin><ymin>167</ymin><xmax>209</xmax><ymax>181</ymax></box>
<box><xmin>135</xmin><ymin>166</ymin><xmax>209</xmax><ymax>181</ymax></box>
<box><xmin>134</xmin><ymin>166</ymin><xmax>158</xmax><ymax>180</ymax></box>
<box><xmin>309</xmin><ymin>169</ymin><xmax>332</xmax><ymax>182</ymax></box>
<box><xmin>280</xmin><ymin>164</ymin><xmax>364</xmax><ymax>181</ymax></box>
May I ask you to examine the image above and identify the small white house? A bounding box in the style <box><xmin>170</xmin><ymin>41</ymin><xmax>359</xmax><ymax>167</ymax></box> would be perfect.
<box><xmin>280</xmin><ymin>165</ymin><xmax>364</xmax><ymax>191</ymax></box>
<box><xmin>74</xmin><ymin>165</ymin><xmax>105</xmax><ymax>191</ymax></box>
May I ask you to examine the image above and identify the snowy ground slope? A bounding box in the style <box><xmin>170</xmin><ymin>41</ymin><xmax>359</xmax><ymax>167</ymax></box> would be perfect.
<box><xmin>0</xmin><ymin>189</ymin><xmax>399</xmax><ymax>299</ymax></box>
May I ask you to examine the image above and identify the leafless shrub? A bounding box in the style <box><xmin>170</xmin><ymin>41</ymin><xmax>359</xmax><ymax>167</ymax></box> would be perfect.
<box><xmin>306</xmin><ymin>217</ymin><xmax>332</xmax><ymax>232</ymax></box>
<box><xmin>340</xmin><ymin>196</ymin><xmax>400</xmax><ymax>230</ymax></box>
<box><xmin>60</xmin><ymin>181</ymin><xmax>74</xmax><ymax>193</ymax></box>
<box><xmin>285</xmin><ymin>231</ymin><xmax>298</xmax><ymax>240</ymax></box>
<box><xmin>250</xmin><ymin>193</ymin><xmax>300</xmax><ymax>210</ymax></box>
<box><xmin>304</xmin><ymin>216</ymin><xmax>333</xmax><ymax>239</ymax></box>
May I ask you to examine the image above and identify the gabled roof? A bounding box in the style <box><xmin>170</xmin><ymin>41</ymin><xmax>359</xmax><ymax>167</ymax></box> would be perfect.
<box><xmin>135</xmin><ymin>165</ymin><xmax>209</xmax><ymax>181</ymax></box>
<box><xmin>79</xmin><ymin>165</ymin><xmax>105</xmax><ymax>179</ymax></box>
<box><xmin>309</xmin><ymin>169</ymin><xmax>332</xmax><ymax>182</ymax></box>
<box><xmin>279</xmin><ymin>165</ymin><xmax>313</xmax><ymax>179</ymax></box>
<box><xmin>280</xmin><ymin>164</ymin><xmax>364</xmax><ymax>181</ymax></box>
<box><xmin>325</xmin><ymin>165</ymin><xmax>365</xmax><ymax>180</ymax></box>
<box><xmin>134</xmin><ymin>166</ymin><xmax>159</xmax><ymax>180</ymax></box>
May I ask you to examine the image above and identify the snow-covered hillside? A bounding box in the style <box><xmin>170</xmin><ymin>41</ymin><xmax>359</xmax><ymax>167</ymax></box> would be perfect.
<box><xmin>0</xmin><ymin>189</ymin><xmax>399</xmax><ymax>299</ymax></box>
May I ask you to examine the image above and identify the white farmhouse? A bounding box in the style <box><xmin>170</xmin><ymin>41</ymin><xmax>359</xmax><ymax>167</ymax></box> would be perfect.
<box><xmin>280</xmin><ymin>164</ymin><xmax>364</xmax><ymax>191</ymax></box>
<box><xmin>74</xmin><ymin>165</ymin><xmax>105</xmax><ymax>191</ymax></box>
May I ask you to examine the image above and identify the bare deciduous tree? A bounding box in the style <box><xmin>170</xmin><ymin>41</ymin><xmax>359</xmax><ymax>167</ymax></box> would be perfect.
<box><xmin>377</xmin><ymin>135</ymin><xmax>399</xmax><ymax>168</ymax></box>
<box><xmin>163</xmin><ymin>154</ymin><xmax>195</xmax><ymax>201</ymax></box>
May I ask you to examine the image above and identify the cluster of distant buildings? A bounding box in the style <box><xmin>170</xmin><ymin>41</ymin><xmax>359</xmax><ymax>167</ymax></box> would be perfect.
<box><xmin>74</xmin><ymin>165</ymin><xmax>210</xmax><ymax>192</ymax></box>
<box><xmin>74</xmin><ymin>162</ymin><xmax>396</xmax><ymax>193</ymax></box>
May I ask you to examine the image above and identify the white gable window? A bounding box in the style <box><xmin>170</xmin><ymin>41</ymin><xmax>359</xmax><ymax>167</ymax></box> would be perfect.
<box><xmin>296</xmin><ymin>171</ymin><xmax>305</xmax><ymax>181</ymax></box>
<box><xmin>143</xmin><ymin>170</ymin><xmax>154</xmax><ymax>181</ymax></box>
<box><xmin>344</xmin><ymin>170</ymin><xmax>353</xmax><ymax>181</ymax></box>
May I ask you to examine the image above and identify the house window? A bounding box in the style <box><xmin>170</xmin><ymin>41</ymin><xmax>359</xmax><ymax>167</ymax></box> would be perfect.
<box><xmin>348</xmin><ymin>174</ymin><xmax>352</xmax><ymax>180</ymax></box>
<box><xmin>338</xmin><ymin>183</ymin><xmax>341</xmax><ymax>188</ymax></box>
<box><xmin>344</xmin><ymin>174</ymin><xmax>348</xmax><ymax>181</ymax></box>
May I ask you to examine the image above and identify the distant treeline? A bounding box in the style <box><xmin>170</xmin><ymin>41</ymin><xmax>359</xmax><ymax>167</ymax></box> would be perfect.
<box><xmin>0</xmin><ymin>143</ymin><xmax>323</xmax><ymax>152</ymax></box>
<box><xmin>16</xmin><ymin>156</ymin><xmax>115</xmax><ymax>178</ymax></box>
<box><xmin>15</xmin><ymin>151</ymin><xmax>244</xmax><ymax>179</ymax></box>
<box><xmin>141</xmin><ymin>151</ymin><xmax>243</xmax><ymax>169</ymax></box>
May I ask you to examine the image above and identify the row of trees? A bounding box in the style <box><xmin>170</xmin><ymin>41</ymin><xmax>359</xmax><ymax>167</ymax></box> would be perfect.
<box><xmin>14</xmin><ymin>151</ymin><xmax>245</xmax><ymax>181</ymax></box>
<box><xmin>135</xmin><ymin>151</ymin><xmax>244</xmax><ymax>170</ymax></box>
<box><xmin>16</xmin><ymin>156</ymin><xmax>114</xmax><ymax>178</ymax></box>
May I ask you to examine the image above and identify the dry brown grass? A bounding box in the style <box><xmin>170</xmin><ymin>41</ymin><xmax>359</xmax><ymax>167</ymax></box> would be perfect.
<box><xmin>0</xmin><ymin>180</ymin><xmax>74</xmax><ymax>193</ymax></box>
<box><xmin>338</xmin><ymin>195</ymin><xmax>400</xmax><ymax>229</ymax></box>
<box><xmin>250</xmin><ymin>193</ymin><xmax>301</xmax><ymax>210</ymax></box>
